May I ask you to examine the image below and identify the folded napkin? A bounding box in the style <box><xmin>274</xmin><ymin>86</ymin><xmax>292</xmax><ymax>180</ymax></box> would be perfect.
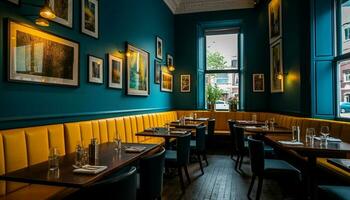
<box><xmin>314</xmin><ymin>136</ymin><xmax>342</xmax><ymax>142</ymax></box>
<box><xmin>278</xmin><ymin>141</ymin><xmax>304</xmax><ymax>145</ymax></box>
<box><xmin>245</xmin><ymin>126</ymin><xmax>258</xmax><ymax>129</ymax></box>
<box><xmin>73</xmin><ymin>165</ymin><xmax>107</xmax><ymax>174</ymax></box>
<box><xmin>125</xmin><ymin>146</ymin><xmax>146</xmax><ymax>153</ymax></box>
<box><xmin>171</xmin><ymin>130</ymin><xmax>187</xmax><ymax>134</ymax></box>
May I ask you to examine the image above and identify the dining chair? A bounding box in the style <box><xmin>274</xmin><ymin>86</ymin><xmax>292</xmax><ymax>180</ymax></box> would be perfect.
<box><xmin>228</xmin><ymin>120</ymin><xmax>237</xmax><ymax>160</ymax></box>
<box><xmin>79</xmin><ymin>166</ymin><xmax>138</xmax><ymax>200</ymax></box>
<box><xmin>138</xmin><ymin>147</ymin><xmax>166</xmax><ymax>200</ymax></box>
<box><xmin>318</xmin><ymin>185</ymin><xmax>350</xmax><ymax>200</ymax></box>
<box><xmin>206</xmin><ymin>119</ymin><xmax>215</xmax><ymax>149</ymax></box>
<box><xmin>190</xmin><ymin>125</ymin><xmax>208</xmax><ymax>174</ymax></box>
<box><xmin>247</xmin><ymin>138</ymin><xmax>301</xmax><ymax>200</ymax></box>
<box><xmin>233</xmin><ymin>125</ymin><xmax>246</xmax><ymax>171</ymax></box>
<box><xmin>165</xmin><ymin>133</ymin><xmax>191</xmax><ymax>191</ymax></box>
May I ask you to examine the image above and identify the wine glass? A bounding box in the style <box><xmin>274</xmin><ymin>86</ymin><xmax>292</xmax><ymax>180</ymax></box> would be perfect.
<box><xmin>305</xmin><ymin>128</ymin><xmax>315</xmax><ymax>144</ymax></box>
<box><xmin>320</xmin><ymin>126</ymin><xmax>330</xmax><ymax>146</ymax></box>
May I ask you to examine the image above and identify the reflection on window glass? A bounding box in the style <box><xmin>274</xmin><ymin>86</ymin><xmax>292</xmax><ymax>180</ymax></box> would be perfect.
<box><xmin>205</xmin><ymin>73</ymin><xmax>239</xmax><ymax>111</ymax></box>
<box><xmin>206</xmin><ymin>33</ymin><xmax>238</xmax><ymax>70</ymax></box>
<box><xmin>341</xmin><ymin>0</ymin><xmax>350</xmax><ymax>54</ymax></box>
<box><xmin>338</xmin><ymin>60</ymin><xmax>350</xmax><ymax>118</ymax></box>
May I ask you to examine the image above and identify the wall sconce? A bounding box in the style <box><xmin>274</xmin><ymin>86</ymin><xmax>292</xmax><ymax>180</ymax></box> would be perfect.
<box><xmin>276</xmin><ymin>72</ymin><xmax>288</xmax><ymax>80</ymax></box>
<box><xmin>22</xmin><ymin>0</ymin><xmax>56</xmax><ymax>27</ymax></box>
<box><xmin>35</xmin><ymin>17</ymin><xmax>49</xmax><ymax>27</ymax></box>
<box><xmin>168</xmin><ymin>65</ymin><xmax>175</xmax><ymax>72</ymax></box>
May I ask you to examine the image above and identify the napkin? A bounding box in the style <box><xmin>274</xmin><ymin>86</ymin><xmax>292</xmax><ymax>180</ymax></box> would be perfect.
<box><xmin>125</xmin><ymin>146</ymin><xmax>146</xmax><ymax>153</ymax></box>
<box><xmin>278</xmin><ymin>141</ymin><xmax>304</xmax><ymax>145</ymax></box>
<box><xmin>314</xmin><ymin>137</ymin><xmax>342</xmax><ymax>142</ymax></box>
<box><xmin>171</xmin><ymin>130</ymin><xmax>187</xmax><ymax>134</ymax></box>
<box><xmin>73</xmin><ymin>165</ymin><xmax>107</xmax><ymax>174</ymax></box>
<box><xmin>245</xmin><ymin>126</ymin><xmax>258</xmax><ymax>129</ymax></box>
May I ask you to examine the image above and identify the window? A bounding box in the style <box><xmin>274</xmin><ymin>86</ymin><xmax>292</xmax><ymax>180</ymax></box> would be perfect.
<box><xmin>340</xmin><ymin>0</ymin><xmax>350</xmax><ymax>54</ymax></box>
<box><xmin>205</xmin><ymin>29</ymin><xmax>240</xmax><ymax>111</ymax></box>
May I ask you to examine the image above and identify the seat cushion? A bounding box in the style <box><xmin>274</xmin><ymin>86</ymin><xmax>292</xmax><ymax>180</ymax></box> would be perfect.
<box><xmin>165</xmin><ymin>150</ymin><xmax>177</xmax><ymax>161</ymax></box>
<box><xmin>318</xmin><ymin>185</ymin><xmax>350</xmax><ymax>200</ymax></box>
<box><xmin>190</xmin><ymin>140</ymin><xmax>196</xmax><ymax>148</ymax></box>
<box><xmin>264</xmin><ymin>159</ymin><xmax>300</xmax><ymax>180</ymax></box>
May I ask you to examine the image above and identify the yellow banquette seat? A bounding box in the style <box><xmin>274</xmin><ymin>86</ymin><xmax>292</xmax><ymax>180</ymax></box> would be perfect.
<box><xmin>0</xmin><ymin>111</ymin><xmax>177</xmax><ymax>199</ymax></box>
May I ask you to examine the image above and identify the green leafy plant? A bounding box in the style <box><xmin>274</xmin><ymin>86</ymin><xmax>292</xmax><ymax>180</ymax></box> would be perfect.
<box><xmin>206</xmin><ymin>84</ymin><xmax>223</xmax><ymax>105</ymax></box>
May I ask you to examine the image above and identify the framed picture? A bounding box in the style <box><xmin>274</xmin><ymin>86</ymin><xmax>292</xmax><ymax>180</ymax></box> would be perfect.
<box><xmin>88</xmin><ymin>55</ymin><xmax>103</xmax><ymax>84</ymax></box>
<box><xmin>81</xmin><ymin>0</ymin><xmax>99</xmax><ymax>38</ymax></box>
<box><xmin>8</xmin><ymin>20</ymin><xmax>79</xmax><ymax>87</ymax></box>
<box><xmin>154</xmin><ymin>60</ymin><xmax>161</xmax><ymax>84</ymax></box>
<box><xmin>167</xmin><ymin>54</ymin><xmax>173</xmax><ymax>66</ymax></box>
<box><xmin>7</xmin><ymin>0</ymin><xmax>19</xmax><ymax>5</ymax></box>
<box><xmin>108</xmin><ymin>54</ymin><xmax>123</xmax><ymax>89</ymax></box>
<box><xmin>181</xmin><ymin>75</ymin><xmax>190</xmax><ymax>93</ymax></box>
<box><xmin>253</xmin><ymin>74</ymin><xmax>265</xmax><ymax>92</ymax></box>
<box><xmin>126</xmin><ymin>43</ymin><xmax>150</xmax><ymax>96</ymax></box>
<box><xmin>270</xmin><ymin>39</ymin><xmax>284</xmax><ymax>93</ymax></box>
<box><xmin>161</xmin><ymin>71</ymin><xmax>173</xmax><ymax>92</ymax></box>
<box><xmin>156</xmin><ymin>36</ymin><xmax>163</xmax><ymax>60</ymax></box>
<box><xmin>268</xmin><ymin>0</ymin><xmax>282</xmax><ymax>44</ymax></box>
<box><xmin>49</xmin><ymin>0</ymin><xmax>73</xmax><ymax>28</ymax></box>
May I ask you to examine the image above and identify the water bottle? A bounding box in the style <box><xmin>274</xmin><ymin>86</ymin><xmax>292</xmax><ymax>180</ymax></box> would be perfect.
<box><xmin>89</xmin><ymin>138</ymin><xmax>99</xmax><ymax>165</ymax></box>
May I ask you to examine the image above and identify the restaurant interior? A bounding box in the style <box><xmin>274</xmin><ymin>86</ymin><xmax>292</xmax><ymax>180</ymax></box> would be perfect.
<box><xmin>0</xmin><ymin>0</ymin><xmax>349</xmax><ymax>199</ymax></box>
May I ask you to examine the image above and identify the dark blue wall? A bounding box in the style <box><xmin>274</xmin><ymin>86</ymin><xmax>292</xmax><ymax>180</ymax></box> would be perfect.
<box><xmin>173</xmin><ymin>7</ymin><xmax>270</xmax><ymax>111</ymax></box>
<box><xmin>0</xmin><ymin>0</ymin><xmax>174</xmax><ymax>129</ymax></box>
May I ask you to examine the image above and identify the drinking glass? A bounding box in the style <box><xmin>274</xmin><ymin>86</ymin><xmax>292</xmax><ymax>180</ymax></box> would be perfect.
<box><xmin>305</xmin><ymin>128</ymin><xmax>315</xmax><ymax>144</ymax></box>
<box><xmin>114</xmin><ymin>136</ymin><xmax>122</xmax><ymax>151</ymax></box>
<box><xmin>292</xmin><ymin>126</ymin><xmax>300</xmax><ymax>142</ymax></box>
<box><xmin>252</xmin><ymin>114</ymin><xmax>257</xmax><ymax>123</ymax></box>
<box><xmin>264</xmin><ymin>120</ymin><xmax>269</xmax><ymax>129</ymax></box>
<box><xmin>48</xmin><ymin>147</ymin><xmax>59</xmax><ymax>171</ymax></box>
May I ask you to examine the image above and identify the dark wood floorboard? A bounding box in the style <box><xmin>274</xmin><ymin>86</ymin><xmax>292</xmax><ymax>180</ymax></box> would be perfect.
<box><xmin>162</xmin><ymin>154</ymin><xmax>295</xmax><ymax>200</ymax></box>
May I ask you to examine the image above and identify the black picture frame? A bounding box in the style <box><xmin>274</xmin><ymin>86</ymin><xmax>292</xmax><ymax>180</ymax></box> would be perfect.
<box><xmin>154</xmin><ymin>60</ymin><xmax>161</xmax><ymax>84</ymax></box>
<box><xmin>81</xmin><ymin>0</ymin><xmax>99</xmax><ymax>39</ymax></box>
<box><xmin>156</xmin><ymin>36</ymin><xmax>163</xmax><ymax>60</ymax></box>
<box><xmin>87</xmin><ymin>54</ymin><xmax>104</xmax><ymax>84</ymax></box>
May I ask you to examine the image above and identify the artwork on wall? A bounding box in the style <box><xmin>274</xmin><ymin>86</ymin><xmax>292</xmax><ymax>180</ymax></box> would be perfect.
<box><xmin>181</xmin><ymin>74</ymin><xmax>190</xmax><ymax>93</ymax></box>
<box><xmin>49</xmin><ymin>0</ymin><xmax>73</xmax><ymax>28</ymax></box>
<box><xmin>126</xmin><ymin>43</ymin><xmax>150</xmax><ymax>96</ymax></box>
<box><xmin>7</xmin><ymin>0</ymin><xmax>19</xmax><ymax>5</ymax></box>
<box><xmin>8</xmin><ymin>20</ymin><xmax>79</xmax><ymax>87</ymax></box>
<box><xmin>154</xmin><ymin>60</ymin><xmax>161</xmax><ymax>84</ymax></box>
<box><xmin>161</xmin><ymin>71</ymin><xmax>173</xmax><ymax>92</ymax></box>
<box><xmin>167</xmin><ymin>54</ymin><xmax>173</xmax><ymax>66</ymax></box>
<box><xmin>88</xmin><ymin>55</ymin><xmax>103</xmax><ymax>84</ymax></box>
<box><xmin>253</xmin><ymin>74</ymin><xmax>265</xmax><ymax>92</ymax></box>
<box><xmin>270</xmin><ymin>39</ymin><xmax>284</xmax><ymax>93</ymax></box>
<box><xmin>81</xmin><ymin>0</ymin><xmax>99</xmax><ymax>38</ymax></box>
<box><xmin>268</xmin><ymin>0</ymin><xmax>282</xmax><ymax>44</ymax></box>
<box><xmin>156</xmin><ymin>36</ymin><xmax>163</xmax><ymax>60</ymax></box>
<box><xmin>108</xmin><ymin>54</ymin><xmax>123</xmax><ymax>89</ymax></box>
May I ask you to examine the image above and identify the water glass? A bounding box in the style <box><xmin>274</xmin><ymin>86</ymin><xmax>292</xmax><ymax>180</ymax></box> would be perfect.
<box><xmin>48</xmin><ymin>147</ymin><xmax>59</xmax><ymax>171</ymax></box>
<box><xmin>305</xmin><ymin>128</ymin><xmax>316</xmax><ymax>144</ymax></box>
<box><xmin>292</xmin><ymin>126</ymin><xmax>300</xmax><ymax>142</ymax></box>
<box><xmin>114</xmin><ymin>137</ymin><xmax>122</xmax><ymax>150</ymax></box>
<box><xmin>264</xmin><ymin>120</ymin><xmax>269</xmax><ymax>129</ymax></box>
<box><xmin>252</xmin><ymin>114</ymin><xmax>257</xmax><ymax>122</ymax></box>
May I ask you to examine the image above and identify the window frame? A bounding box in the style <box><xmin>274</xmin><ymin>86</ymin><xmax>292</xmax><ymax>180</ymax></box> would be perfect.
<box><xmin>204</xmin><ymin>28</ymin><xmax>241</xmax><ymax>110</ymax></box>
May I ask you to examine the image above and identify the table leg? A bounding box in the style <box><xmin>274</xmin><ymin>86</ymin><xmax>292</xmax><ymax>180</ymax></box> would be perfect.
<box><xmin>164</xmin><ymin>138</ymin><xmax>171</xmax><ymax>149</ymax></box>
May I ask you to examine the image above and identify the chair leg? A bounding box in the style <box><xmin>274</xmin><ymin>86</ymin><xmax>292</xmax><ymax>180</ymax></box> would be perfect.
<box><xmin>203</xmin><ymin>152</ymin><xmax>209</xmax><ymax>166</ymax></box>
<box><xmin>247</xmin><ymin>175</ymin><xmax>256</xmax><ymax>198</ymax></box>
<box><xmin>184</xmin><ymin>165</ymin><xmax>191</xmax><ymax>183</ymax></box>
<box><xmin>197</xmin><ymin>153</ymin><xmax>204</xmax><ymax>174</ymax></box>
<box><xmin>239</xmin><ymin>155</ymin><xmax>244</xmax><ymax>170</ymax></box>
<box><xmin>178</xmin><ymin>167</ymin><xmax>185</xmax><ymax>191</ymax></box>
<box><xmin>256</xmin><ymin>176</ymin><xmax>264</xmax><ymax>200</ymax></box>
<box><xmin>235</xmin><ymin>155</ymin><xmax>240</xmax><ymax>171</ymax></box>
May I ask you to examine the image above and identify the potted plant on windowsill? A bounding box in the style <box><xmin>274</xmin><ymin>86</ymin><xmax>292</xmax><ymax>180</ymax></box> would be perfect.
<box><xmin>206</xmin><ymin>84</ymin><xmax>223</xmax><ymax>111</ymax></box>
<box><xmin>228</xmin><ymin>96</ymin><xmax>239</xmax><ymax>112</ymax></box>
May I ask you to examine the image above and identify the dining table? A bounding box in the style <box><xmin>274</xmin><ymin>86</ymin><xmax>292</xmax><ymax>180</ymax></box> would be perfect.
<box><xmin>169</xmin><ymin>121</ymin><xmax>204</xmax><ymax>129</ymax></box>
<box><xmin>183</xmin><ymin>117</ymin><xmax>210</xmax><ymax>122</ymax></box>
<box><xmin>136</xmin><ymin>128</ymin><xmax>191</xmax><ymax>148</ymax></box>
<box><xmin>243</xmin><ymin>126</ymin><xmax>292</xmax><ymax>135</ymax></box>
<box><xmin>235</xmin><ymin>120</ymin><xmax>266</xmax><ymax>126</ymax></box>
<box><xmin>0</xmin><ymin>143</ymin><xmax>159</xmax><ymax>188</ymax></box>
<box><xmin>264</xmin><ymin>134</ymin><xmax>350</xmax><ymax>200</ymax></box>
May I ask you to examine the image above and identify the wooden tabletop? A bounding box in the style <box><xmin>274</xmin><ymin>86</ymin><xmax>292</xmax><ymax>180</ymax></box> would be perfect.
<box><xmin>137</xmin><ymin>130</ymin><xmax>191</xmax><ymax>138</ymax></box>
<box><xmin>0</xmin><ymin>143</ymin><xmax>159</xmax><ymax>188</ymax></box>
<box><xmin>264</xmin><ymin>135</ymin><xmax>350</xmax><ymax>157</ymax></box>
<box><xmin>170</xmin><ymin>121</ymin><xmax>204</xmax><ymax>129</ymax></box>
<box><xmin>244</xmin><ymin>126</ymin><xmax>291</xmax><ymax>134</ymax></box>
<box><xmin>235</xmin><ymin>120</ymin><xmax>265</xmax><ymax>126</ymax></box>
<box><xmin>184</xmin><ymin>117</ymin><xmax>210</xmax><ymax>122</ymax></box>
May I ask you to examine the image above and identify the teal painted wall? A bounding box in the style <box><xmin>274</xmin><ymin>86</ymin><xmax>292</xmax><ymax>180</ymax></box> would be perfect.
<box><xmin>173</xmin><ymin>0</ymin><xmax>311</xmax><ymax>116</ymax></box>
<box><xmin>0</xmin><ymin>0</ymin><xmax>174</xmax><ymax>129</ymax></box>
<box><xmin>173</xmin><ymin>6</ymin><xmax>270</xmax><ymax>111</ymax></box>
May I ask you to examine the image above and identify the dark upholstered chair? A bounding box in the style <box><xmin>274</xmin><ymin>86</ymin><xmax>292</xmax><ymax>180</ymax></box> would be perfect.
<box><xmin>247</xmin><ymin>138</ymin><xmax>301</xmax><ymax>200</ymax></box>
<box><xmin>318</xmin><ymin>185</ymin><xmax>350</xmax><ymax>200</ymax></box>
<box><xmin>233</xmin><ymin>125</ymin><xmax>246</xmax><ymax>171</ymax></box>
<box><xmin>228</xmin><ymin>120</ymin><xmax>237</xmax><ymax>160</ymax></box>
<box><xmin>190</xmin><ymin>125</ymin><xmax>208</xmax><ymax>174</ymax></box>
<box><xmin>81</xmin><ymin>166</ymin><xmax>137</xmax><ymax>200</ymax></box>
<box><xmin>165</xmin><ymin>133</ymin><xmax>191</xmax><ymax>191</ymax></box>
<box><xmin>138</xmin><ymin>147</ymin><xmax>166</xmax><ymax>200</ymax></box>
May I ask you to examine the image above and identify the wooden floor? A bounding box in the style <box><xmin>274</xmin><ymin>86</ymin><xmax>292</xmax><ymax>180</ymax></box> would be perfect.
<box><xmin>162</xmin><ymin>154</ymin><xmax>296</xmax><ymax>200</ymax></box>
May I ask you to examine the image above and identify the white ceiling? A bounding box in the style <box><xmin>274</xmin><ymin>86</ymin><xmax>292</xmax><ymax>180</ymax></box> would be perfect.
<box><xmin>164</xmin><ymin>0</ymin><xmax>256</xmax><ymax>14</ymax></box>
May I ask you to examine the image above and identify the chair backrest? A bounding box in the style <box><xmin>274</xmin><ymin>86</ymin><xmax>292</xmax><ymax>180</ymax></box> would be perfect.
<box><xmin>195</xmin><ymin>126</ymin><xmax>207</xmax><ymax>151</ymax></box>
<box><xmin>233</xmin><ymin>125</ymin><xmax>245</xmax><ymax>154</ymax></box>
<box><xmin>207</xmin><ymin>119</ymin><xmax>216</xmax><ymax>136</ymax></box>
<box><xmin>176</xmin><ymin>133</ymin><xmax>191</xmax><ymax>166</ymax></box>
<box><xmin>228</xmin><ymin>120</ymin><xmax>236</xmax><ymax>139</ymax></box>
<box><xmin>139</xmin><ymin>147</ymin><xmax>166</xmax><ymax>199</ymax></box>
<box><xmin>84</xmin><ymin>166</ymin><xmax>137</xmax><ymax>200</ymax></box>
<box><xmin>247</xmin><ymin>138</ymin><xmax>265</xmax><ymax>176</ymax></box>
